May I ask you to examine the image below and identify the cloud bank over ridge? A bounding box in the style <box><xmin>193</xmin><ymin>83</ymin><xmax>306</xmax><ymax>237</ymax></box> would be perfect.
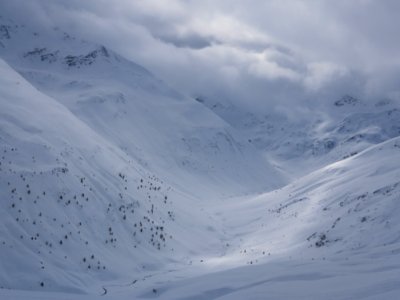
<box><xmin>2</xmin><ymin>0</ymin><xmax>400</xmax><ymax>111</ymax></box>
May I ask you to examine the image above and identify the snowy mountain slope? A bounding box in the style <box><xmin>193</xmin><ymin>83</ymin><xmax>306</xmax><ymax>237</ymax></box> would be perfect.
<box><xmin>0</xmin><ymin>58</ymin><xmax>227</xmax><ymax>293</ymax></box>
<box><xmin>155</xmin><ymin>136</ymin><xmax>400</xmax><ymax>300</ymax></box>
<box><xmin>0</xmin><ymin>15</ymin><xmax>284</xmax><ymax>295</ymax></box>
<box><xmin>0</xmin><ymin>17</ymin><xmax>284</xmax><ymax>197</ymax></box>
<box><xmin>216</xmin><ymin>137</ymin><xmax>400</xmax><ymax>261</ymax></box>
<box><xmin>117</xmin><ymin>136</ymin><xmax>400</xmax><ymax>299</ymax></box>
<box><xmin>2</xmin><ymin>132</ymin><xmax>399</xmax><ymax>299</ymax></box>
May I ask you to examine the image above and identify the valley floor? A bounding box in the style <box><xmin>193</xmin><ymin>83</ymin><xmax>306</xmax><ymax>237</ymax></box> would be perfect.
<box><xmin>2</xmin><ymin>257</ymin><xmax>400</xmax><ymax>300</ymax></box>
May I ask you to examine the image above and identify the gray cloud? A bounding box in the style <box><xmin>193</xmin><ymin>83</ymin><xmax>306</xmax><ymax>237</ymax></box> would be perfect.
<box><xmin>154</xmin><ymin>31</ymin><xmax>215</xmax><ymax>49</ymax></box>
<box><xmin>1</xmin><ymin>0</ymin><xmax>400</xmax><ymax>112</ymax></box>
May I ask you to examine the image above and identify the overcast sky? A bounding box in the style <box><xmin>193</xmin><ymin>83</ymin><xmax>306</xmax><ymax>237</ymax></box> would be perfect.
<box><xmin>2</xmin><ymin>0</ymin><xmax>400</xmax><ymax>111</ymax></box>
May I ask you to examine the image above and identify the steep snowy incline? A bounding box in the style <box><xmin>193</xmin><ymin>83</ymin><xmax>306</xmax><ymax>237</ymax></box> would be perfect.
<box><xmin>215</xmin><ymin>137</ymin><xmax>400</xmax><ymax>262</ymax></box>
<box><xmin>0</xmin><ymin>17</ymin><xmax>284</xmax><ymax>196</ymax></box>
<box><xmin>0</xmin><ymin>58</ymin><xmax>226</xmax><ymax>293</ymax></box>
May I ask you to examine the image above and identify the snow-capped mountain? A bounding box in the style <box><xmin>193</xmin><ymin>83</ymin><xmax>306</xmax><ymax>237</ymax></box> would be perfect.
<box><xmin>0</xmin><ymin>57</ymin><xmax>218</xmax><ymax>292</ymax></box>
<box><xmin>1</xmin><ymin>12</ymin><xmax>400</xmax><ymax>300</ymax></box>
<box><xmin>0</xmin><ymin>17</ymin><xmax>283</xmax><ymax>197</ymax></box>
<box><xmin>196</xmin><ymin>94</ymin><xmax>400</xmax><ymax>178</ymax></box>
<box><xmin>0</xmin><ymin>16</ymin><xmax>283</xmax><ymax>293</ymax></box>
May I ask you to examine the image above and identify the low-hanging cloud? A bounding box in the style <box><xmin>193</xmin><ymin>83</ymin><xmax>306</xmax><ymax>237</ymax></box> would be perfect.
<box><xmin>1</xmin><ymin>0</ymin><xmax>400</xmax><ymax>112</ymax></box>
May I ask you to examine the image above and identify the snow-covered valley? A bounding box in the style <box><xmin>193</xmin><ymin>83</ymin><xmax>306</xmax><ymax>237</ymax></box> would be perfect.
<box><xmin>0</xmin><ymin>13</ymin><xmax>400</xmax><ymax>300</ymax></box>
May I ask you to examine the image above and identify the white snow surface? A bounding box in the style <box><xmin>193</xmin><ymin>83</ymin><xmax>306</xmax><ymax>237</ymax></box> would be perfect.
<box><xmin>0</xmin><ymin>16</ymin><xmax>400</xmax><ymax>300</ymax></box>
<box><xmin>0</xmin><ymin>17</ymin><xmax>284</xmax><ymax>197</ymax></box>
